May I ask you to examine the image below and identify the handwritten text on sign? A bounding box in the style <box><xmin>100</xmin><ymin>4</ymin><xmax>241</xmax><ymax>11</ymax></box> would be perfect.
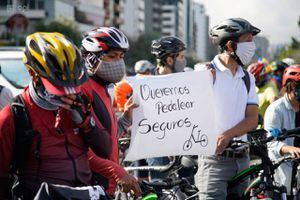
<box><xmin>125</xmin><ymin>71</ymin><xmax>217</xmax><ymax>161</ymax></box>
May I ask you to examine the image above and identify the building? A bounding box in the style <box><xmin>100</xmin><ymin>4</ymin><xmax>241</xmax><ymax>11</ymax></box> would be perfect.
<box><xmin>103</xmin><ymin>0</ymin><xmax>124</xmax><ymax>28</ymax></box>
<box><xmin>143</xmin><ymin>0</ymin><xmax>178</xmax><ymax>37</ymax></box>
<box><xmin>178</xmin><ymin>0</ymin><xmax>193</xmax><ymax>53</ymax></box>
<box><xmin>120</xmin><ymin>0</ymin><xmax>144</xmax><ymax>40</ymax></box>
<box><xmin>0</xmin><ymin>0</ymin><xmax>103</xmax><ymax>44</ymax></box>
<box><xmin>192</xmin><ymin>1</ymin><xmax>209</xmax><ymax>61</ymax></box>
<box><xmin>75</xmin><ymin>0</ymin><xmax>103</xmax><ymax>32</ymax></box>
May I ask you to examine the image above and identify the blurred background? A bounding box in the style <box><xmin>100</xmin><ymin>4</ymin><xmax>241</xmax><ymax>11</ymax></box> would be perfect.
<box><xmin>0</xmin><ymin>0</ymin><xmax>299</xmax><ymax>70</ymax></box>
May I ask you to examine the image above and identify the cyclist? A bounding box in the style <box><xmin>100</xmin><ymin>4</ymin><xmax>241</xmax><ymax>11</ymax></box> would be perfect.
<box><xmin>247</xmin><ymin>62</ymin><xmax>278</xmax><ymax>119</ymax></box>
<box><xmin>81</xmin><ymin>27</ymin><xmax>141</xmax><ymax>198</ymax></box>
<box><xmin>0</xmin><ymin>85</ymin><xmax>13</xmax><ymax>110</ymax></box>
<box><xmin>134</xmin><ymin>59</ymin><xmax>155</xmax><ymax>76</ymax></box>
<box><xmin>270</xmin><ymin>61</ymin><xmax>288</xmax><ymax>92</ymax></box>
<box><xmin>0</xmin><ymin>32</ymin><xmax>111</xmax><ymax>199</ymax></box>
<box><xmin>148</xmin><ymin>36</ymin><xmax>187</xmax><ymax>180</ymax></box>
<box><xmin>265</xmin><ymin>65</ymin><xmax>300</xmax><ymax>196</ymax></box>
<box><xmin>195</xmin><ymin>18</ymin><xmax>259</xmax><ymax>199</ymax></box>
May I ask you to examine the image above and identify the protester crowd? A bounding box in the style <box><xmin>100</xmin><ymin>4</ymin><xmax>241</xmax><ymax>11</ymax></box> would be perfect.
<box><xmin>0</xmin><ymin>17</ymin><xmax>299</xmax><ymax>200</ymax></box>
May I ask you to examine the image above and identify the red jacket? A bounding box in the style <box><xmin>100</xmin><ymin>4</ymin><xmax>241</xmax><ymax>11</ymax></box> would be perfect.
<box><xmin>82</xmin><ymin>77</ymin><xmax>126</xmax><ymax>195</ymax></box>
<box><xmin>0</xmin><ymin>87</ymin><xmax>111</xmax><ymax>198</ymax></box>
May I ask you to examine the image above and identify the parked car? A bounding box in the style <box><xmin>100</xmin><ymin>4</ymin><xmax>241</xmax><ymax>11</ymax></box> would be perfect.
<box><xmin>0</xmin><ymin>47</ymin><xmax>30</xmax><ymax>96</ymax></box>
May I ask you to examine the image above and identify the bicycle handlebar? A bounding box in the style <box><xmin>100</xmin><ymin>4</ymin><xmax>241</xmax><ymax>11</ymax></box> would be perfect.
<box><xmin>125</xmin><ymin>157</ymin><xmax>177</xmax><ymax>173</ymax></box>
<box><xmin>277</xmin><ymin>127</ymin><xmax>300</xmax><ymax>140</ymax></box>
<box><xmin>141</xmin><ymin>179</ymin><xmax>184</xmax><ymax>190</ymax></box>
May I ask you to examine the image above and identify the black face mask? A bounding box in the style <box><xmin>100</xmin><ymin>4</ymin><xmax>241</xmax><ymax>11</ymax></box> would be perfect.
<box><xmin>294</xmin><ymin>84</ymin><xmax>300</xmax><ymax>103</ymax></box>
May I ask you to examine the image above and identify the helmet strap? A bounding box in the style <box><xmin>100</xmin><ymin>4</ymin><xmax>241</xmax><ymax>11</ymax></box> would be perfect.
<box><xmin>229</xmin><ymin>41</ymin><xmax>244</xmax><ymax>66</ymax></box>
<box><xmin>170</xmin><ymin>54</ymin><xmax>177</xmax><ymax>73</ymax></box>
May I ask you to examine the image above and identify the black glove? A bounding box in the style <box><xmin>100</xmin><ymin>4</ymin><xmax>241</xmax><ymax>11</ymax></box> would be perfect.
<box><xmin>70</xmin><ymin>94</ymin><xmax>95</xmax><ymax>133</ymax></box>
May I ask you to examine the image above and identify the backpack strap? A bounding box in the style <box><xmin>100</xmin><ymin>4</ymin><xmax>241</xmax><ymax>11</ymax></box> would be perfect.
<box><xmin>242</xmin><ymin>69</ymin><xmax>250</xmax><ymax>94</ymax></box>
<box><xmin>10</xmin><ymin>94</ymin><xmax>37</xmax><ymax>173</ymax></box>
<box><xmin>211</xmin><ymin>61</ymin><xmax>250</xmax><ymax>94</ymax></box>
<box><xmin>0</xmin><ymin>85</ymin><xmax>3</xmax><ymax>94</ymax></box>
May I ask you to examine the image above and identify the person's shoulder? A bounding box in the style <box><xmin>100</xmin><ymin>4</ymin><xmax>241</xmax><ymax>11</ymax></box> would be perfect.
<box><xmin>0</xmin><ymin>86</ymin><xmax>13</xmax><ymax>98</ymax></box>
<box><xmin>0</xmin><ymin>104</ymin><xmax>13</xmax><ymax>125</ymax></box>
<box><xmin>266</xmin><ymin>96</ymin><xmax>285</xmax><ymax>113</ymax></box>
<box><xmin>246</xmin><ymin>71</ymin><xmax>256</xmax><ymax>83</ymax></box>
<box><xmin>194</xmin><ymin>62</ymin><xmax>212</xmax><ymax>71</ymax></box>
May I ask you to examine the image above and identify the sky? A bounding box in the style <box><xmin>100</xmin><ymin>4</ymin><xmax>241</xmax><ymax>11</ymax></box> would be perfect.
<box><xmin>197</xmin><ymin>0</ymin><xmax>300</xmax><ymax>46</ymax></box>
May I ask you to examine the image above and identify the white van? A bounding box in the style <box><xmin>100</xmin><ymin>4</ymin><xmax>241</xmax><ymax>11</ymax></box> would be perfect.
<box><xmin>0</xmin><ymin>47</ymin><xmax>30</xmax><ymax>96</ymax></box>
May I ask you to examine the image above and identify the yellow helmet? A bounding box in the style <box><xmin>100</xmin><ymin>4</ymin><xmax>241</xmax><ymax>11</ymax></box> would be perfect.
<box><xmin>24</xmin><ymin>32</ymin><xmax>87</xmax><ymax>94</ymax></box>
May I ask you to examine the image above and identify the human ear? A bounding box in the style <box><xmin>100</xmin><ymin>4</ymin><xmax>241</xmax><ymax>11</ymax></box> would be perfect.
<box><xmin>166</xmin><ymin>56</ymin><xmax>174</xmax><ymax>66</ymax></box>
<box><xmin>226</xmin><ymin>40</ymin><xmax>235</xmax><ymax>53</ymax></box>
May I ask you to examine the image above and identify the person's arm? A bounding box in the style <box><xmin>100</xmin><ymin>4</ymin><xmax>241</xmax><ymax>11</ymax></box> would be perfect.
<box><xmin>117</xmin><ymin>96</ymin><xmax>138</xmax><ymax>137</ymax></box>
<box><xmin>83</xmin><ymin>126</ymin><xmax>112</xmax><ymax>159</ymax></box>
<box><xmin>117</xmin><ymin>114</ymin><xmax>131</xmax><ymax>137</ymax></box>
<box><xmin>215</xmin><ymin>104</ymin><xmax>258</xmax><ymax>154</ymax></box>
<box><xmin>88</xmin><ymin>150</ymin><xmax>141</xmax><ymax>197</ymax></box>
<box><xmin>0</xmin><ymin>87</ymin><xmax>13</xmax><ymax>110</ymax></box>
<box><xmin>0</xmin><ymin>106</ymin><xmax>15</xmax><ymax>198</ymax></box>
<box><xmin>264</xmin><ymin>103</ymin><xmax>294</xmax><ymax>158</ymax></box>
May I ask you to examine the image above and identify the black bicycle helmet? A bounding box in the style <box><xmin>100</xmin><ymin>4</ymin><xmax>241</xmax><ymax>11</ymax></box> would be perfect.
<box><xmin>210</xmin><ymin>18</ymin><xmax>260</xmax><ymax>47</ymax></box>
<box><xmin>151</xmin><ymin>36</ymin><xmax>186</xmax><ymax>60</ymax></box>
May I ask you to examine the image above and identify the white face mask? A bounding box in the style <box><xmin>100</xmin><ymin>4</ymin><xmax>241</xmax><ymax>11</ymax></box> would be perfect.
<box><xmin>235</xmin><ymin>42</ymin><xmax>256</xmax><ymax>66</ymax></box>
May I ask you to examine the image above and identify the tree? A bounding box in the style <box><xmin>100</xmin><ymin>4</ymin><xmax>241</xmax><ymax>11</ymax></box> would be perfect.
<box><xmin>276</xmin><ymin>18</ymin><xmax>300</xmax><ymax>63</ymax></box>
<box><xmin>291</xmin><ymin>37</ymin><xmax>300</xmax><ymax>49</ymax></box>
<box><xmin>124</xmin><ymin>32</ymin><xmax>161</xmax><ymax>69</ymax></box>
<box><xmin>125</xmin><ymin>33</ymin><xmax>200</xmax><ymax>71</ymax></box>
<box><xmin>33</xmin><ymin>19</ymin><xmax>82</xmax><ymax>45</ymax></box>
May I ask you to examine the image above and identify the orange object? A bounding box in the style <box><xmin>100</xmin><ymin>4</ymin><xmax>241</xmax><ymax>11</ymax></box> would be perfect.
<box><xmin>114</xmin><ymin>80</ymin><xmax>133</xmax><ymax>112</ymax></box>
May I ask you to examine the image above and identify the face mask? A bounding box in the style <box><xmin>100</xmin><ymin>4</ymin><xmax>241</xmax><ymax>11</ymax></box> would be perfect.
<box><xmin>235</xmin><ymin>42</ymin><xmax>256</xmax><ymax>66</ymax></box>
<box><xmin>95</xmin><ymin>59</ymin><xmax>126</xmax><ymax>83</ymax></box>
<box><xmin>174</xmin><ymin>58</ymin><xmax>187</xmax><ymax>73</ymax></box>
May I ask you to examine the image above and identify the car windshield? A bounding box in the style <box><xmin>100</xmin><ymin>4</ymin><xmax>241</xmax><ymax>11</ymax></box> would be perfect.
<box><xmin>0</xmin><ymin>59</ymin><xmax>30</xmax><ymax>89</ymax></box>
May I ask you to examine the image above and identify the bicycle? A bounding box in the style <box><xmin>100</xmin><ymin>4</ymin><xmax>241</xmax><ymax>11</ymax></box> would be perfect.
<box><xmin>227</xmin><ymin>127</ymin><xmax>300</xmax><ymax>200</ymax></box>
<box><xmin>115</xmin><ymin>156</ymin><xmax>199</xmax><ymax>200</ymax></box>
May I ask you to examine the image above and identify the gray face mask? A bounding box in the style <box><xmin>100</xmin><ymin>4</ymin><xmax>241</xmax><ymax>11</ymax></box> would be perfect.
<box><xmin>174</xmin><ymin>58</ymin><xmax>187</xmax><ymax>73</ymax></box>
<box><xmin>95</xmin><ymin>59</ymin><xmax>126</xmax><ymax>83</ymax></box>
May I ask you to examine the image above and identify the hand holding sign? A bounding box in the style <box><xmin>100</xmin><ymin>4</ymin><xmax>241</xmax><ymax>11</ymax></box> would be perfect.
<box><xmin>125</xmin><ymin>71</ymin><xmax>217</xmax><ymax>161</ymax></box>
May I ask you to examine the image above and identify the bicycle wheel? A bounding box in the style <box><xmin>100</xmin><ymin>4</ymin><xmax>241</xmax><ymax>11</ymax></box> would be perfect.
<box><xmin>183</xmin><ymin>140</ymin><xmax>192</xmax><ymax>151</ymax></box>
<box><xmin>200</xmin><ymin>134</ymin><xmax>208</xmax><ymax>147</ymax></box>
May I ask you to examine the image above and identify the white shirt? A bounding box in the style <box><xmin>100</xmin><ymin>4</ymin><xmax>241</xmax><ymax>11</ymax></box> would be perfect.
<box><xmin>197</xmin><ymin>55</ymin><xmax>258</xmax><ymax>141</ymax></box>
<box><xmin>265</xmin><ymin>94</ymin><xmax>296</xmax><ymax>194</ymax></box>
<box><xmin>0</xmin><ymin>86</ymin><xmax>13</xmax><ymax>110</ymax></box>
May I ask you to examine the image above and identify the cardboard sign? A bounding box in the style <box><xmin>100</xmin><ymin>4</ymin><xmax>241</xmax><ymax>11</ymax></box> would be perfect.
<box><xmin>125</xmin><ymin>71</ymin><xmax>217</xmax><ymax>161</ymax></box>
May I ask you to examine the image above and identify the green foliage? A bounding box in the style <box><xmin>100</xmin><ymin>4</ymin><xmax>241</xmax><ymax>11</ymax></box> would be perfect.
<box><xmin>124</xmin><ymin>32</ymin><xmax>161</xmax><ymax>69</ymax></box>
<box><xmin>276</xmin><ymin>18</ymin><xmax>300</xmax><ymax>63</ymax></box>
<box><xmin>124</xmin><ymin>33</ymin><xmax>200</xmax><ymax>70</ymax></box>
<box><xmin>277</xmin><ymin>37</ymin><xmax>300</xmax><ymax>63</ymax></box>
<box><xmin>186</xmin><ymin>54</ymin><xmax>200</xmax><ymax>69</ymax></box>
<box><xmin>291</xmin><ymin>37</ymin><xmax>300</xmax><ymax>49</ymax></box>
<box><xmin>33</xmin><ymin>19</ymin><xmax>82</xmax><ymax>45</ymax></box>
